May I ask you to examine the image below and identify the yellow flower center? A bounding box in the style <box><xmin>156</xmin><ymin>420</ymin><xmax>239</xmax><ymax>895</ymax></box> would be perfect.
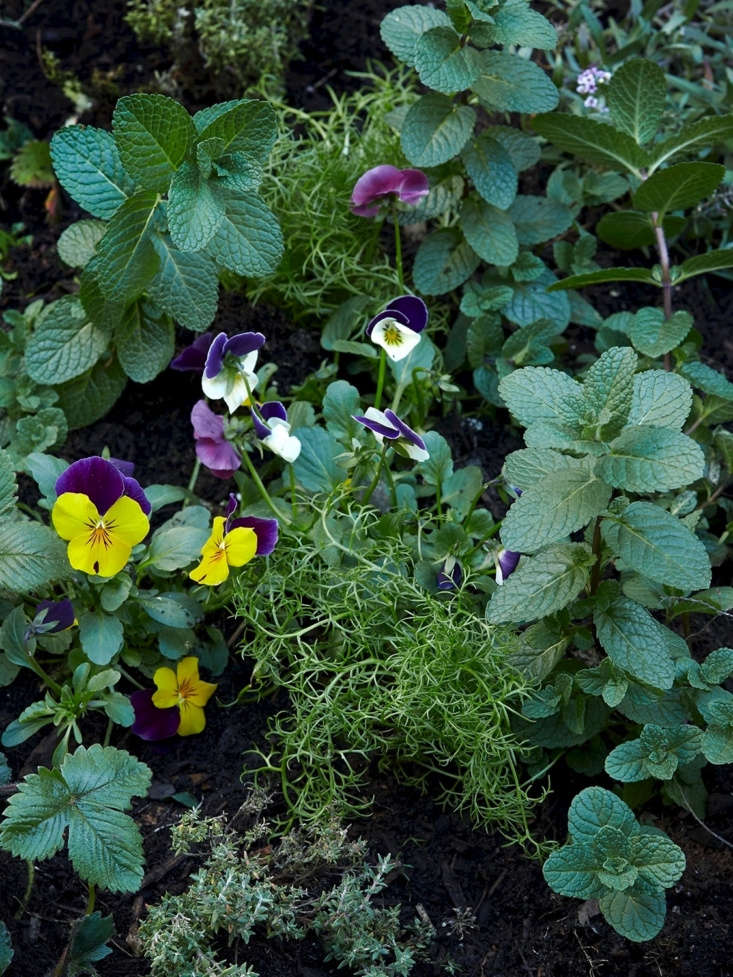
<box><xmin>177</xmin><ymin>677</ymin><xmax>196</xmax><ymax>704</ymax></box>
<box><xmin>85</xmin><ymin>517</ymin><xmax>114</xmax><ymax>550</ymax></box>
<box><xmin>382</xmin><ymin>323</ymin><xmax>404</xmax><ymax>346</ymax></box>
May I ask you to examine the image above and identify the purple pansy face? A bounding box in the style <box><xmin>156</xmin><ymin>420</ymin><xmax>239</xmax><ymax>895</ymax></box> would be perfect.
<box><xmin>191</xmin><ymin>400</ymin><xmax>241</xmax><ymax>479</ymax></box>
<box><xmin>55</xmin><ymin>456</ymin><xmax>151</xmax><ymax>517</ymax></box>
<box><xmin>495</xmin><ymin>549</ymin><xmax>520</xmax><ymax>585</ymax></box>
<box><xmin>130</xmin><ymin>689</ymin><xmax>180</xmax><ymax>741</ymax></box>
<box><xmin>353</xmin><ymin>407</ymin><xmax>429</xmax><ymax>463</ymax></box>
<box><xmin>350</xmin><ymin>165</ymin><xmax>429</xmax><ymax>217</ymax></box>
<box><xmin>170</xmin><ymin>333</ymin><xmax>215</xmax><ymax>372</ymax></box>
<box><xmin>366</xmin><ymin>295</ymin><xmax>429</xmax><ymax>362</ymax></box>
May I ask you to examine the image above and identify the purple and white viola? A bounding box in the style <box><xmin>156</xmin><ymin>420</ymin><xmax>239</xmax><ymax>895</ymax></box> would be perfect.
<box><xmin>495</xmin><ymin>549</ymin><xmax>520</xmax><ymax>586</ymax></box>
<box><xmin>353</xmin><ymin>407</ymin><xmax>429</xmax><ymax>463</ymax></box>
<box><xmin>251</xmin><ymin>401</ymin><xmax>302</xmax><ymax>463</ymax></box>
<box><xmin>169</xmin><ymin>332</ymin><xmax>214</xmax><ymax>372</ymax></box>
<box><xmin>366</xmin><ymin>295</ymin><xmax>428</xmax><ymax>362</ymax></box>
<box><xmin>201</xmin><ymin>331</ymin><xmax>266</xmax><ymax>413</ymax></box>
<box><xmin>350</xmin><ymin>165</ymin><xmax>429</xmax><ymax>218</ymax></box>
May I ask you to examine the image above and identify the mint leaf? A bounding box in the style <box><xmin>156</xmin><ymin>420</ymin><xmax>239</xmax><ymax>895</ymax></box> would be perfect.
<box><xmin>498</xmin><ymin>365</ymin><xmax>584</xmax><ymax>429</ymax></box>
<box><xmin>50</xmin><ymin>126</ymin><xmax>133</xmax><ymax>219</ymax></box>
<box><xmin>57</xmin><ymin>219</ymin><xmax>107</xmax><ymax>269</ymax></box>
<box><xmin>633</xmin><ymin>162</ymin><xmax>725</xmax><ymax>217</ymax></box>
<box><xmin>542</xmin><ymin>842</ymin><xmax>604</xmax><ymax>899</ymax></box>
<box><xmin>490</xmin><ymin>1</ymin><xmax>557</xmax><ymax>49</ymax></box>
<box><xmin>628</xmin><ymin>371</ymin><xmax>692</xmax><ymax>429</ymax></box>
<box><xmin>461</xmin><ymin>132</ymin><xmax>517</xmax><ymax>209</ymax></box>
<box><xmin>0</xmin><ymin>452</ymin><xmax>16</xmax><ymax>517</ymax></box>
<box><xmin>606</xmin><ymin>58</ymin><xmax>666</xmax><ymax>146</ymax></box>
<box><xmin>472</xmin><ymin>51</ymin><xmax>558</xmax><ymax>114</ymax></box>
<box><xmin>194</xmin><ymin>99</ymin><xmax>277</xmax><ymax>164</ymax></box>
<box><xmin>460</xmin><ymin>198</ymin><xmax>518</xmax><ymax>266</ymax></box>
<box><xmin>549</xmin><ymin>267</ymin><xmax>658</xmax><ymax>290</ymax></box>
<box><xmin>206</xmin><ymin>188</ymin><xmax>283</xmax><ymax>278</ymax></box>
<box><xmin>25</xmin><ymin>296</ymin><xmax>109</xmax><ymax>385</ymax></box>
<box><xmin>508</xmin><ymin>195</ymin><xmax>573</xmax><ymax>246</ymax></box>
<box><xmin>627</xmin><ymin>308</ymin><xmax>693</xmax><ymax>358</ymax></box>
<box><xmin>113</xmin><ymin>94</ymin><xmax>195</xmax><ymax>192</ymax></box>
<box><xmin>582</xmin><ymin>345</ymin><xmax>636</xmax><ymax>438</ymax></box>
<box><xmin>94</xmin><ymin>191</ymin><xmax>160</xmax><ymax>304</ymax></box>
<box><xmin>596</xmin><ymin>426</ymin><xmax>704</xmax><ymax>493</ymax></box>
<box><xmin>401</xmin><ymin>93</ymin><xmax>476</xmax><ymax>167</ymax></box>
<box><xmin>148</xmin><ymin>233</ymin><xmax>218</xmax><ymax>332</ymax></box>
<box><xmin>531</xmin><ymin>114</ymin><xmax>649</xmax><ymax>176</ymax></box>
<box><xmin>115</xmin><ymin>302</ymin><xmax>174</xmax><ymax>383</ymax></box>
<box><xmin>380</xmin><ymin>5</ymin><xmax>452</xmax><ymax>66</ymax></box>
<box><xmin>413</xmin><ymin>228</ymin><xmax>480</xmax><ymax>295</ymax></box>
<box><xmin>486</xmin><ymin>542</ymin><xmax>591</xmax><ymax>624</ymax></box>
<box><xmin>568</xmin><ymin>786</ymin><xmax>637</xmax><ymax>842</ymax></box>
<box><xmin>415</xmin><ymin>27</ymin><xmax>481</xmax><ymax>93</ymax></box>
<box><xmin>487</xmin><ymin>125</ymin><xmax>540</xmax><ymax>172</ymax></box>
<box><xmin>56</xmin><ymin>358</ymin><xmax>127</xmax><ymax>430</ymax></box>
<box><xmin>505</xmin><ymin>269</ymin><xmax>570</xmax><ymax>328</ymax></box>
<box><xmin>598</xmin><ymin>881</ymin><xmax>667</xmax><ymax>942</ymax></box>
<box><xmin>167</xmin><ymin>162</ymin><xmax>225</xmax><ymax>252</ymax></box>
<box><xmin>676</xmin><ymin>247</ymin><xmax>733</xmax><ymax>283</ymax></box>
<box><xmin>503</xmin><ymin>447</ymin><xmax>573</xmax><ymax>490</ymax></box>
<box><xmin>649</xmin><ymin>114</ymin><xmax>733</xmax><ymax>172</ymax></box>
<box><xmin>594</xmin><ymin>597</ymin><xmax>675</xmax><ymax>689</ymax></box>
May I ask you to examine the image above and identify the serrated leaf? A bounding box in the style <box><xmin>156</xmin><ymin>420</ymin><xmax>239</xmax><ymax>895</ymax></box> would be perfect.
<box><xmin>508</xmin><ymin>195</ymin><xmax>573</xmax><ymax>246</ymax></box>
<box><xmin>460</xmin><ymin>198</ymin><xmax>518</xmax><ymax>266</ymax></box>
<box><xmin>401</xmin><ymin>93</ymin><xmax>476</xmax><ymax>167</ymax></box>
<box><xmin>605</xmin><ymin>738</ymin><xmax>648</xmax><ymax>781</ymax></box>
<box><xmin>505</xmin><ymin>269</ymin><xmax>571</xmax><ymax>327</ymax></box>
<box><xmin>94</xmin><ymin>191</ymin><xmax>160</xmax><ymax>304</ymax></box>
<box><xmin>0</xmin><ymin>453</ymin><xmax>16</xmax><ymax>518</ymax></box>
<box><xmin>603</xmin><ymin>502</ymin><xmax>710</xmax><ymax>592</ymax></box>
<box><xmin>649</xmin><ymin>114</ymin><xmax>733</xmax><ymax>172</ymax></box>
<box><xmin>206</xmin><ymin>188</ymin><xmax>283</xmax><ymax>278</ymax></box>
<box><xmin>498</xmin><ymin>365</ymin><xmax>584</xmax><ymax>429</ymax></box>
<box><xmin>679</xmin><ymin>361</ymin><xmax>733</xmax><ymax>400</ymax></box>
<box><xmin>632</xmin><ymin>831</ymin><xmax>686</xmax><ymax>888</ymax></box>
<box><xmin>508</xmin><ymin>619</ymin><xmax>569</xmax><ymax>682</ymax></box>
<box><xmin>414</xmin><ymin>27</ymin><xmax>481</xmax><ymax>93</ymax></box>
<box><xmin>542</xmin><ymin>843</ymin><xmax>604</xmax><ymax>899</ymax></box>
<box><xmin>676</xmin><ymin>248</ymin><xmax>733</xmax><ymax>283</ymax></box>
<box><xmin>502</xmin><ymin>319</ymin><xmax>562</xmax><ymax>366</ymax></box>
<box><xmin>596</xmin><ymin>426</ymin><xmax>704</xmax><ymax>493</ymax></box>
<box><xmin>148</xmin><ymin>234</ymin><xmax>218</xmax><ymax>332</ymax></box>
<box><xmin>633</xmin><ymin>162</ymin><xmax>725</xmax><ymax>217</ymax></box>
<box><xmin>627</xmin><ymin>308</ymin><xmax>692</xmax><ymax>358</ymax></box>
<box><xmin>702</xmin><ymin>726</ymin><xmax>733</xmax><ymax>765</ymax></box>
<box><xmin>503</xmin><ymin>447</ymin><xmax>571</xmax><ymax>489</ymax></box>
<box><xmin>583</xmin><ymin>345</ymin><xmax>636</xmax><ymax>437</ymax></box>
<box><xmin>606</xmin><ymin>58</ymin><xmax>666</xmax><ymax>145</ymax></box>
<box><xmin>501</xmin><ymin>462</ymin><xmax>611</xmax><ymax>553</ymax></box>
<box><xmin>486</xmin><ymin>542</ymin><xmax>591</xmax><ymax>624</ymax></box>
<box><xmin>471</xmin><ymin>51</ymin><xmax>558</xmax><ymax>114</ymax></box>
<box><xmin>0</xmin><ymin>520</ymin><xmax>69</xmax><ymax>594</ymax></box>
<box><xmin>568</xmin><ymin>786</ymin><xmax>637</xmax><ymax>842</ymax></box>
<box><xmin>56</xmin><ymin>358</ymin><xmax>127</xmax><ymax>430</ymax></box>
<box><xmin>78</xmin><ymin>611</ymin><xmax>124</xmax><ymax>665</ymax></box>
<box><xmin>598</xmin><ymin>881</ymin><xmax>667</xmax><ymax>942</ymax></box>
<box><xmin>113</xmin><ymin>94</ymin><xmax>195</xmax><ymax>192</ymax></box>
<box><xmin>167</xmin><ymin>162</ymin><xmax>225</xmax><ymax>252</ymax></box>
<box><xmin>194</xmin><ymin>100</ymin><xmax>277</xmax><ymax>164</ymax></box>
<box><xmin>380</xmin><ymin>5</ymin><xmax>452</xmax><ymax>66</ymax></box>
<box><xmin>50</xmin><ymin>126</ymin><xmax>133</xmax><ymax>220</ymax></box>
<box><xmin>57</xmin><ymin>219</ymin><xmax>107</xmax><ymax>269</ymax></box>
<box><xmin>115</xmin><ymin>303</ymin><xmax>174</xmax><ymax>383</ymax></box>
<box><xmin>628</xmin><ymin>371</ymin><xmax>692</xmax><ymax>429</ymax></box>
<box><xmin>486</xmin><ymin>125</ymin><xmax>540</xmax><ymax>173</ymax></box>
<box><xmin>531</xmin><ymin>114</ymin><xmax>649</xmax><ymax>176</ymax></box>
<box><xmin>25</xmin><ymin>296</ymin><xmax>109</xmax><ymax>385</ymax></box>
<box><xmin>461</xmin><ymin>132</ymin><xmax>517</xmax><ymax>209</ymax></box>
<box><xmin>413</xmin><ymin>228</ymin><xmax>480</xmax><ymax>295</ymax></box>
<box><xmin>490</xmin><ymin>0</ymin><xmax>557</xmax><ymax>49</ymax></box>
<box><xmin>594</xmin><ymin>598</ymin><xmax>675</xmax><ymax>689</ymax></box>
<box><xmin>397</xmin><ymin>175</ymin><xmax>464</xmax><ymax>224</ymax></box>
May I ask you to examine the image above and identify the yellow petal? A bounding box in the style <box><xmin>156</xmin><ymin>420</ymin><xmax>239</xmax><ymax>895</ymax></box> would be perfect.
<box><xmin>52</xmin><ymin>493</ymin><xmax>99</xmax><ymax>541</ymax></box>
<box><xmin>104</xmin><ymin>496</ymin><xmax>150</xmax><ymax>546</ymax></box>
<box><xmin>189</xmin><ymin>551</ymin><xmax>230</xmax><ymax>586</ymax></box>
<box><xmin>176</xmin><ymin>656</ymin><xmax>200</xmax><ymax>686</ymax></box>
<box><xmin>200</xmin><ymin>518</ymin><xmax>226</xmax><ymax>557</ymax></box>
<box><xmin>152</xmin><ymin>666</ymin><xmax>179</xmax><ymax>708</ymax></box>
<box><xmin>177</xmin><ymin>700</ymin><xmax>206</xmax><ymax>736</ymax></box>
<box><xmin>187</xmin><ymin>679</ymin><xmax>217</xmax><ymax>708</ymax></box>
<box><xmin>66</xmin><ymin>532</ymin><xmax>131</xmax><ymax>577</ymax></box>
<box><xmin>224</xmin><ymin>526</ymin><xmax>257</xmax><ymax>567</ymax></box>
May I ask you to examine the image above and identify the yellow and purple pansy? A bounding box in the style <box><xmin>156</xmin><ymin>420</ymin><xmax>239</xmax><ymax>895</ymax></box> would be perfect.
<box><xmin>51</xmin><ymin>456</ymin><xmax>151</xmax><ymax>577</ymax></box>
<box><xmin>365</xmin><ymin>295</ymin><xmax>428</xmax><ymax>362</ymax></box>
<box><xmin>130</xmin><ymin>656</ymin><xmax>217</xmax><ymax>740</ymax></box>
<box><xmin>189</xmin><ymin>494</ymin><xmax>278</xmax><ymax>586</ymax></box>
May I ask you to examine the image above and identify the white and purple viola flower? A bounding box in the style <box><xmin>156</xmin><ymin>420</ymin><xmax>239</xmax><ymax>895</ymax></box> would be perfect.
<box><xmin>366</xmin><ymin>295</ymin><xmax>428</xmax><ymax>362</ymax></box>
<box><xmin>437</xmin><ymin>558</ymin><xmax>463</xmax><ymax>591</ymax></box>
<box><xmin>201</xmin><ymin>331</ymin><xmax>266</xmax><ymax>414</ymax></box>
<box><xmin>169</xmin><ymin>332</ymin><xmax>214</xmax><ymax>372</ymax></box>
<box><xmin>353</xmin><ymin>407</ymin><xmax>429</xmax><ymax>463</ymax></box>
<box><xmin>350</xmin><ymin>165</ymin><xmax>429</xmax><ymax>218</ymax></box>
<box><xmin>191</xmin><ymin>400</ymin><xmax>242</xmax><ymax>479</ymax></box>
<box><xmin>495</xmin><ymin>549</ymin><xmax>520</xmax><ymax>585</ymax></box>
<box><xmin>251</xmin><ymin>401</ymin><xmax>302</xmax><ymax>463</ymax></box>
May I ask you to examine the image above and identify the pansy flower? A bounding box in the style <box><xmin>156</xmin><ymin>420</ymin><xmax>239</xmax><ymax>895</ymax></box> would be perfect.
<box><xmin>495</xmin><ymin>549</ymin><xmax>520</xmax><ymax>585</ymax></box>
<box><xmin>170</xmin><ymin>332</ymin><xmax>214</xmax><ymax>372</ymax></box>
<box><xmin>353</xmin><ymin>407</ymin><xmax>429</xmax><ymax>463</ymax></box>
<box><xmin>251</xmin><ymin>401</ymin><xmax>302</xmax><ymax>463</ymax></box>
<box><xmin>191</xmin><ymin>400</ymin><xmax>241</xmax><ymax>479</ymax></box>
<box><xmin>24</xmin><ymin>598</ymin><xmax>76</xmax><ymax>640</ymax></box>
<box><xmin>52</xmin><ymin>457</ymin><xmax>151</xmax><ymax>577</ymax></box>
<box><xmin>130</xmin><ymin>657</ymin><xmax>217</xmax><ymax>739</ymax></box>
<box><xmin>350</xmin><ymin>165</ymin><xmax>429</xmax><ymax>217</ymax></box>
<box><xmin>201</xmin><ymin>331</ymin><xmax>266</xmax><ymax>413</ymax></box>
<box><xmin>189</xmin><ymin>494</ymin><xmax>278</xmax><ymax>586</ymax></box>
<box><xmin>366</xmin><ymin>295</ymin><xmax>428</xmax><ymax>362</ymax></box>
<box><xmin>437</xmin><ymin>559</ymin><xmax>463</xmax><ymax>591</ymax></box>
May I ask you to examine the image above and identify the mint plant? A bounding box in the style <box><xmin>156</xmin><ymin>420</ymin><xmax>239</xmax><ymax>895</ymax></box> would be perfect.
<box><xmin>543</xmin><ymin>787</ymin><xmax>685</xmax><ymax>942</ymax></box>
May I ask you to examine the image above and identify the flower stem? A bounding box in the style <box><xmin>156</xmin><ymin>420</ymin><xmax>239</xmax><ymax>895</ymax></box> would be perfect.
<box><xmin>85</xmin><ymin>883</ymin><xmax>96</xmax><ymax>915</ymax></box>
<box><xmin>392</xmin><ymin>200</ymin><xmax>405</xmax><ymax>292</ymax></box>
<box><xmin>589</xmin><ymin>516</ymin><xmax>603</xmax><ymax>595</ymax></box>
<box><xmin>288</xmin><ymin>463</ymin><xmax>298</xmax><ymax>522</ymax></box>
<box><xmin>187</xmin><ymin>458</ymin><xmax>201</xmax><ymax>497</ymax></box>
<box><xmin>15</xmin><ymin>861</ymin><xmax>34</xmax><ymax>919</ymax></box>
<box><xmin>361</xmin><ymin>445</ymin><xmax>387</xmax><ymax>507</ymax></box>
<box><xmin>242</xmin><ymin>451</ymin><xmax>291</xmax><ymax>525</ymax></box>
<box><xmin>374</xmin><ymin>348</ymin><xmax>387</xmax><ymax>412</ymax></box>
<box><xmin>652</xmin><ymin>213</ymin><xmax>673</xmax><ymax>371</ymax></box>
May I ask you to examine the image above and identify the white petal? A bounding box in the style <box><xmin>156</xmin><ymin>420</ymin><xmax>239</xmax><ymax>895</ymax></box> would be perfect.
<box><xmin>364</xmin><ymin>407</ymin><xmax>393</xmax><ymax>428</ymax></box>
<box><xmin>201</xmin><ymin>372</ymin><xmax>228</xmax><ymax>401</ymax></box>
<box><xmin>264</xmin><ymin>426</ymin><xmax>302</xmax><ymax>462</ymax></box>
<box><xmin>404</xmin><ymin>443</ymin><xmax>429</xmax><ymax>463</ymax></box>
<box><xmin>370</xmin><ymin>318</ymin><xmax>421</xmax><ymax>362</ymax></box>
<box><xmin>238</xmin><ymin>351</ymin><xmax>259</xmax><ymax>375</ymax></box>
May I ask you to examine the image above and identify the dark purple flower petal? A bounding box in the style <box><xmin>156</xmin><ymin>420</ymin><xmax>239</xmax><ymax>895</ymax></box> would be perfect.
<box><xmin>33</xmin><ymin>598</ymin><xmax>75</xmax><ymax>633</ymax></box>
<box><xmin>386</xmin><ymin>295</ymin><xmax>428</xmax><ymax>334</ymax></box>
<box><xmin>56</xmin><ymin>457</ymin><xmax>125</xmax><ymax>515</ymax></box>
<box><xmin>352</xmin><ymin>413</ymin><xmax>400</xmax><ymax>440</ymax></box>
<box><xmin>204</xmin><ymin>332</ymin><xmax>228</xmax><ymax>379</ymax></box>
<box><xmin>398</xmin><ymin>169</ymin><xmax>430</xmax><ymax>204</ymax></box>
<box><xmin>229</xmin><ymin>516</ymin><xmax>278</xmax><ymax>555</ymax></box>
<box><xmin>350</xmin><ymin>165</ymin><xmax>404</xmax><ymax>216</ymax></box>
<box><xmin>191</xmin><ymin>400</ymin><xmax>225</xmax><ymax>441</ymax></box>
<box><xmin>365</xmin><ymin>307</ymin><xmax>410</xmax><ymax>338</ymax></box>
<box><xmin>130</xmin><ymin>689</ymin><xmax>180</xmax><ymax>741</ymax></box>
<box><xmin>437</xmin><ymin>561</ymin><xmax>462</xmax><ymax>591</ymax></box>
<box><xmin>170</xmin><ymin>333</ymin><xmax>214</xmax><ymax>372</ymax></box>
<box><xmin>109</xmin><ymin>458</ymin><xmax>135</xmax><ymax>477</ymax></box>
<box><xmin>122</xmin><ymin>476</ymin><xmax>152</xmax><ymax>516</ymax></box>
<box><xmin>252</xmin><ymin>401</ymin><xmax>288</xmax><ymax>439</ymax></box>
<box><xmin>223</xmin><ymin>331</ymin><xmax>266</xmax><ymax>359</ymax></box>
<box><xmin>383</xmin><ymin>409</ymin><xmax>426</xmax><ymax>451</ymax></box>
<box><xmin>195</xmin><ymin>439</ymin><xmax>241</xmax><ymax>479</ymax></box>
<box><xmin>497</xmin><ymin>549</ymin><xmax>520</xmax><ymax>583</ymax></box>
<box><xmin>225</xmin><ymin>493</ymin><xmax>238</xmax><ymax>519</ymax></box>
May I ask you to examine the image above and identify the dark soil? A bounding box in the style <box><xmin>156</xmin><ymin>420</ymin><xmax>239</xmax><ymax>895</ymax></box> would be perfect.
<box><xmin>2</xmin><ymin>1</ymin><xmax>732</xmax><ymax>976</ymax></box>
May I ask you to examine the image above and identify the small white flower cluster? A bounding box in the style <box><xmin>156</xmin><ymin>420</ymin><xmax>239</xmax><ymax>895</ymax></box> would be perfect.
<box><xmin>576</xmin><ymin>65</ymin><xmax>612</xmax><ymax>111</ymax></box>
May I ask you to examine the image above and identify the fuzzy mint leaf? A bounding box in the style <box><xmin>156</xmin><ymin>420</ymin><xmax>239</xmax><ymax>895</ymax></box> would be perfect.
<box><xmin>113</xmin><ymin>94</ymin><xmax>195</xmax><ymax>192</ymax></box>
<box><xmin>94</xmin><ymin>191</ymin><xmax>160</xmax><ymax>304</ymax></box>
<box><xmin>148</xmin><ymin>233</ymin><xmax>218</xmax><ymax>332</ymax></box>
<box><xmin>206</xmin><ymin>188</ymin><xmax>283</xmax><ymax>278</ymax></box>
<box><xmin>627</xmin><ymin>308</ymin><xmax>693</xmax><ymax>358</ymax></box>
<box><xmin>628</xmin><ymin>371</ymin><xmax>692</xmax><ymax>429</ymax></box>
<box><xmin>498</xmin><ymin>365</ymin><xmax>584</xmax><ymax>429</ymax></box>
<box><xmin>632</xmin><ymin>830</ymin><xmax>686</xmax><ymax>889</ymax></box>
<box><xmin>486</xmin><ymin>126</ymin><xmax>540</xmax><ymax>173</ymax></box>
<box><xmin>567</xmin><ymin>786</ymin><xmax>637</xmax><ymax>843</ymax></box>
<box><xmin>633</xmin><ymin>162</ymin><xmax>725</xmax><ymax>217</ymax></box>
<box><xmin>502</xmin><ymin>447</ymin><xmax>573</xmax><ymax>490</ymax></box>
<box><xmin>531</xmin><ymin>114</ymin><xmax>650</xmax><ymax>176</ymax></box>
<box><xmin>25</xmin><ymin>296</ymin><xmax>109</xmax><ymax>385</ymax></box>
<box><xmin>115</xmin><ymin>302</ymin><xmax>174</xmax><ymax>383</ymax></box>
<box><xmin>56</xmin><ymin>358</ymin><xmax>127</xmax><ymax>430</ymax></box>
<box><xmin>413</xmin><ymin>228</ymin><xmax>480</xmax><ymax>295</ymax></box>
<box><xmin>603</xmin><ymin>501</ymin><xmax>710</xmax><ymax>592</ymax></box>
<box><xmin>594</xmin><ymin>597</ymin><xmax>675</xmax><ymax>689</ymax></box>
<box><xmin>50</xmin><ymin>126</ymin><xmax>133</xmax><ymax>220</ymax></box>
<box><xmin>542</xmin><ymin>842</ymin><xmax>604</xmax><ymax>899</ymax></box>
<box><xmin>508</xmin><ymin>195</ymin><xmax>573</xmax><ymax>247</ymax></box>
<box><xmin>596</xmin><ymin>426</ymin><xmax>704</xmax><ymax>493</ymax></box>
<box><xmin>0</xmin><ymin>744</ymin><xmax>150</xmax><ymax>892</ymax></box>
<box><xmin>582</xmin><ymin>346</ymin><xmax>636</xmax><ymax>439</ymax></box>
<box><xmin>401</xmin><ymin>93</ymin><xmax>476</xmax><ymax>167</ymax></box>
<box><xmin>486</xmin><ymin>542</ymin><xmax>592</xmax><ymax>624</ymax></box>
<box><xmin>461</xmin><ymin>132</ymin><xmax>517</xmax><ymax>209</ymax></box>
<box><xmin>460</xmin><ymin>198</ymin><xmax>518</xmax><ymax>266</ymax></box>
<box><xmin>471</xmin><ymin>51</ymin><xmax>558</xmax><ymax>114</ymax></box>
<box><xmin>489</xmin><ymin>0</ymin><xmax>557</xmax><ymax>49</ymax></box>
<box><xmin>606</xmin><ymin>58</ymin><xmax>666</xmax><ymax>146</ymax></box>
<box><xmin>505</xmin><ymin>269</ymin><xmax>570</xmax><ymax>328</ymax></box>
<box><xmin>380</xmin><ymin>5</ymin><xmax>452</xmax><ymax>67</ymax></box>
<box><xmin>414</xmin><ymin>27</ymin><xmax>482</xmax><ymax>94</ymax></box>
<box><xmin>598</xmin><ymin>880</ymin><xmax>667</xmax><ymax>942</ymax></box>
<box><xmin>57</xmin><ymin>219</ymin><xmax>107</xmax><ymax>269</ymax></box>
<box><xmin>193</xmin><ymin>99</ymin><xmax>278</xmax><ymax>165</ymax></box>
<box><xmin>167</xmin><ymin>162</ymin><xmax>225</xmax><ymax>253</ymax></box>
<box><xmin>0</xmin><ymin>452</ymin><xmax>16</xmax><ymax>518</ymax></box>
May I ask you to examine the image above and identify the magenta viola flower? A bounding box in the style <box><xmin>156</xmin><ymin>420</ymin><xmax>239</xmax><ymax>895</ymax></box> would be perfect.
<box><xmin>495</xmin><ymin>549</ymin><xmax>520</xmax><ymax>585</ymax></box>
<box><xmin>201</xmin><ymin>331</ymin><xmax>266</xmax><ymax>413</ymax></box>
<box><xmin>251</xmin><ymin>401</ymin><xmax>302</xmax><ymax>463</ymax></box>
<box><xmin>437</xmin><ymin>559</ymin><xmax>462</xmax><ymax>591</ymax></box>
<box><xmin>353</xmin><ymin>407</ymin><xmax>429</xmax><ymax>463</ymax></box>
<box><xmin>170</xmin><ymin>332</ymin><xmax>214</xmax><ymax>372</ymax></box>
<box><xmin>25</xmin><ymin>598</ymin><xmax>76</xmax><ymax>640</ymax></box>
<box><xmin>366</xmin><ymin>295</ymin><xmax>428</xmax><ymax>362</ymax></box>
<box><xmin>350</xmin><ymin>165</ymin><xmax>429</xmax><ymax>217</ymax></box>
<box><xmin>191</xmin><ymin>400</ymin><xmax>241</xmax><ymax>479</ymax></box>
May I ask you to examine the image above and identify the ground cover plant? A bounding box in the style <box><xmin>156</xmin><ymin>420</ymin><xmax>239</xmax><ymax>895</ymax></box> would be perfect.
<box><xmin>1</xmin><ymin>0</ymin><xmax>732</xmax><ymax>974</ymax></box>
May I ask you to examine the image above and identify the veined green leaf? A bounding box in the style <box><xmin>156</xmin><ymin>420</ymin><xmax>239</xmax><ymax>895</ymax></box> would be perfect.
<box><xmin>471</xmin><ymin>51</ymin><xmax>558</xmax><ymax>114</ymax></box>
<box><xmin>531</xmin><ymin>113</ymin><xmax>650</xmax><ymax>176</ymax></box>
<box><xmin>633</xmin><ymin>162</ymin><xmax>725</xmax><ymax>217</ymax></box>
<box><xmin>401</xmin><ymin>93</ymin><xmax>476</xmax><ymax>167</ymax></box>
<box><xmin>486</xmin><ymin>542</ymin><xmax>592</xmax><ymax>624</ymax></box>
<box><xmin>606</xmin><ymin>58</ymin><xmax>666</xmax><ymax>146</ymax></box>
<box><xmin>94</xmin><ymin>191</ymin><xmax>160</xmax><ymax>304</ymax></box>
<box><xmin>113</xmin><ymin>94</ymin><xmax>195</xmax><ymax>192</ymax></box>
<box><xmin>50</xmin><ymin>126</ymin><xmax>133</xmax><ymax>219</ymax></box>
